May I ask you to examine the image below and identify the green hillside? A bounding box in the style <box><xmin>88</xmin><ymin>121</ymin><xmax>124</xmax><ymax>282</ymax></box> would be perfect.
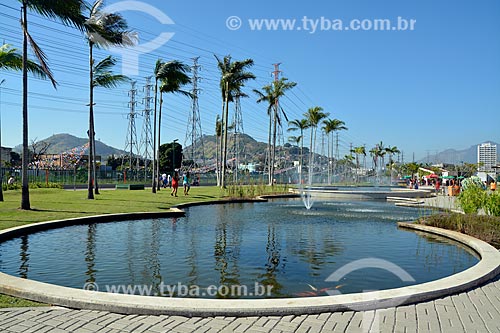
<box><xmin>14</xmin><ymin>133</ymin><xmax>127</xmax><ymax>158</ymax></box>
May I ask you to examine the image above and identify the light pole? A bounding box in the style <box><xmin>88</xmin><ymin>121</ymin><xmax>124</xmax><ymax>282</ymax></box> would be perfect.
<box><xmin>0</xmin><ymin>79</ymin><xmax>5</xmax><ymax>202</ymax></box>
<box><xmin>172</xmin><ymin>139</ymin><xmax>178</xmax><ymax>173</ymax></box>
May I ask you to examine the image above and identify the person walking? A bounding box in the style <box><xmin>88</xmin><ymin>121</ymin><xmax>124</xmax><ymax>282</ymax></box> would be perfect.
<box><xmin>183</xmin><ymin>172</ymin><xmax>191</xmax><ymax>195</ymax></box>
<box><xmin>171</xmin><ymin>171</ymin><xmax>179</xmax><ymax>197</ymax></box>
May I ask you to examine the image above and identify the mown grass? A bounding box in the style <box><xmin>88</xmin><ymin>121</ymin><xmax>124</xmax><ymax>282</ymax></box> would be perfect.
<box><xmin>0</xmin><ymin>294</ymin><xmax>45</xmax><ymax>309</ymax></box>
<box><xmin>0</xmin><ymin>184</ymin><xmax>288</xmax><ymax>308</ymax></box>
<box><xmin>417</xmin><ymin>213</ymin><xmax>500</xmax><ymax>249</ymax></box>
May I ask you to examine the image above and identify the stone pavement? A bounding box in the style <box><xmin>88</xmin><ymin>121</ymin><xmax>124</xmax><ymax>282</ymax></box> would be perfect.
<box><xmin>0</xmin><ymin>275</ymin><xmax>499</xmax><ymax>333</ymax></box>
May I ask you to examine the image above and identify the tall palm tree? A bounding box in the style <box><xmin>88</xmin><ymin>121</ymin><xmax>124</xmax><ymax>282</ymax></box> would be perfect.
<box><xmin>304</xmin><ymin>107</ymin><xmax>329</xmax><ymax>185</ymax></box>
<box><xmin>151</xmin><ymin>59</ymin><xmax>166</xmax><ymax>193</ymax></box>
<box><xmin>322</xmin><ymin>118</ymin><xmax>347</xmax><ymax>184</ymax></box>
<box><xmin>369</xmin><ymin>147</ymin><xmax>378</xmax><ymax>176</ymax></box>
<box><xmin>19</xmin><ymin>0</ymin><xmax>87</xmax><ymax>209</ymax></box>
<box><xmin>288</xmin><ymin>118</ymin><xmax>308</xmax><ymax>185</ymax></box>
<box><xmin>342</xmin><ymin>154</ymin><xmax>355</xmax><ymax>182</ymax></box>
<box><xmin>385</xmin><ymin>145</ymin><xmax>400</xmax><ymax>184</ymax></box>
<box><xmin>215</xmin><ymin>55</ymin><xmax>255</xmax><ymax>188</ymax></box>
<box><xmin>89</xmin><ymin>55</ymin><xmax>128</xmax><ymax>190</ymax></box>
<box><xmin>254</xmin><ymin>78</ymin><xmax>296</xmax><ymax>185</ymax></box>
<box><xmin>0</xmin><ymin>44</ymin><xmax>49</xmax><ymax>202</ymax></box>
<box><xmin>156</xmin><ymin>60</ymin><xmax>192</xmax><ymax>190</ymax></box>
<box><xmin>377</xmin><ymin>141</ymin><xmax>387</xmax><ymax>178</ymax></box>
<box><xmin>351</xmin><ymin>146</ymin><xmax>366</xmax><ymax>182</ymax></box>
<box><xmin>85</xmin><ymin>0</ymin><xmax>135</xmax><ymax>199</ymax></box>
<box><xmin>215</xmin><ymin>114</ymin><xmax>222</xmax><ymax>185</ymax></box>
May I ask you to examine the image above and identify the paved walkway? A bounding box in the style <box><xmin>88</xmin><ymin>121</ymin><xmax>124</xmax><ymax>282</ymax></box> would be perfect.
<box><xmin>0</xmin><ymin>274</ymin><xmax>499</xmax><ymax>333</ymax></box>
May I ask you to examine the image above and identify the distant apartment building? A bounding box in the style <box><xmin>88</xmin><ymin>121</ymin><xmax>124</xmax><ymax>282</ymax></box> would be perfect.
<box><xmin>477</xmin><ymin>142</ymin><xmax>497</xmax><ymax>172</ymax></box>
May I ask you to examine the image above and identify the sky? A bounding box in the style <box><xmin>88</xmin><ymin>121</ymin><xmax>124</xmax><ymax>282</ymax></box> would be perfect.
<box><xmin>0</xmin><ymin>0</ymin><xmax>499</xmax><ymax>162</ymax></box>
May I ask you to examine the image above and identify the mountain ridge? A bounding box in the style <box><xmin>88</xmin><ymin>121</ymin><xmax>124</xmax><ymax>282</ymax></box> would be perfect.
<box><xmin>13</xmin><ymin>133</ymin><xmax>127</xmax><ymax>158</ymax></box>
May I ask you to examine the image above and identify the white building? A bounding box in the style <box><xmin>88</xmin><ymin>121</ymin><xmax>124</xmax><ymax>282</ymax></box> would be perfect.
<box><xmin>477</xmin><ymin>142</ymin><xmax>497</xmax><ymax>172</ymax></box>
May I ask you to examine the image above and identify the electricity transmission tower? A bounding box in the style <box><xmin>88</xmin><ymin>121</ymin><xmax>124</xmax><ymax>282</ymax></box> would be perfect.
<box><xmin>123</xmin><ymin>81</ymin><xmax>140</xmax><ymax>177</ymax></box>
<box><xmin>231</xmin><ymin>96</ymin><xmax>245</xmax><ymax>183</ymax></box>
<box><xmin>139</xmin><ymin>76</ymin><xmax>154</xmax><ymax>181</ymax></box>
<box><xmin>184</xmin><ymin>57</ymin><xmax>205</xmax><ymax>169</ymax></box>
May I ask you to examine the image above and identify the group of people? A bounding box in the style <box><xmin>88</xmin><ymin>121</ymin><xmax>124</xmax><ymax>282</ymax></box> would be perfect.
<box><xmin>160</xmin><ymin>171</ymin><xmax>191</xmax><ymax>197</ymax></box>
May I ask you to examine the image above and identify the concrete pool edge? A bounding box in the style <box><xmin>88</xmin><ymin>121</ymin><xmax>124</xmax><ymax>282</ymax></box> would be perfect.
<box><xmin>0</xmin><ymin>200</ymin><xmax>498</xmax><ymax>317</ymax></box>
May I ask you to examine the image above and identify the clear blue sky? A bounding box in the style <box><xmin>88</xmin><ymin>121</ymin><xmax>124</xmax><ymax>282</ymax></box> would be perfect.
<box><xmin>0</xmin><ymin>0</ymin><xmax>499</xmax><ymax>161</ymax></box>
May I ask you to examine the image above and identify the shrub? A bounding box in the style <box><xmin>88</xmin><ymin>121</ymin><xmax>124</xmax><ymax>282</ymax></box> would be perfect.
<box><xmin>418</xmin><ymin>213</ymin><xmax>500</xmax><ymax>248</ymax></box>
<box><xmin>485</xmin><ymin>191</ymin><xmax>500</xmax><ymax>216</ymax></box>
<box><xmin>457</xmin><ymin>184</ymin><xmax>486</xmax><ymax>214</ymax></box>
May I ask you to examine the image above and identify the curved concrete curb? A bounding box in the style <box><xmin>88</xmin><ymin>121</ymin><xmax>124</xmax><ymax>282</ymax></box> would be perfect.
<box><xmin>0</xmin><ymin>202</ymin><xmax>499</xmax><ymax>317</ymax></box>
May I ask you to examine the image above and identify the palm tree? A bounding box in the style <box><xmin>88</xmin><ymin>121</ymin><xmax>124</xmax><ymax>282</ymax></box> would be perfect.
<box><xmin>385</xmin><ymin>145</ymin><xmax>400</xmax><ymax>184</ymax></box>
<box><xmin>215</xmin><ymin>115</ymin><xmax>222</xmax><ymax>185</ymax></box>
<box><xmin>84</xmin><ymin>0</ymin><xmax>135</xmax><ymax>199</ymax></box>
<box><xmin>90</xmin><ymin>56</ymin><xmax>128</xmax><ymax>191</ymax></box>
<box><xmin>342</xmin><ymin>154</ymin><xmax>355</xmax><ymax>182</ymax></box>
<box><xmin>0</xmin><ymin>44</ymin><xmax>50</xmax><ymax>202</ymax></box>
<box><xmin>19</xmin><ymin>0</ymin><xmax>87</xmax><ymax>209</ymax></box>
<box><xmin>304</xmin><ymin>107</ymin><xmax>329</xmax><ymax>185</ymax></box>
<box><xmin>351</xmin><ymin>146</ymin><xmax>366</xmax><ymax>183</ymax></box>
<box><xmin>288</xmin><ymin>118</ymin><xmax>308</xmax><ymax>185</ymax></box>
<box><xmin>215</xmin><ymin>55</ymin><xmax>255</xmax><ymax>188</ymax></box>
<box><xmin>322</xmin><ymin>118</ymin><xmax>347</xmax><ymax>184</ymax></box>
<box><xmin>254</xmin><ymin>78</ymin><xmax>296</xmax><ymax>185</ymax></box>
<box><xmin>156</xmin><ymin>60</ymin><xmax>192</xmax><ymax>190</ymax></box>
<box><xmin>151</xmin><ymin>59</ymin><xmax>166</xmax><ymax>193</ymax></box>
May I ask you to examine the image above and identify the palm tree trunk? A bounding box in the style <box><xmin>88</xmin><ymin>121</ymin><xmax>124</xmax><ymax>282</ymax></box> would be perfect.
<box><xmin>87</xmin><ymin>43</ymin><xmax>95</xmax><ymax>200</ymax></box>
<box><xmin>299</xmin><ymin>129</ymin><xmax>303</xmax><ymax>186</ymax></box>
<box><xmin>21</xmin><ymin>2</ymin><xmax>30</xmax><ymax>209</ymax></box>
<box><xmin>221</xmin><ymin>82</ymin><xmax>229</xmax><ymax>188</ymax></box>
<box><xmin>151</xmin><ymin>79</ymin><xmax>158</xmax><ymax>193</ymax></box>
<box><xmin>93</xmin><ymin>125</ymin><xmax>99</xmax><ymax>194</ymax></box>
<box><xmin>309</xmin><ymin>127</ymin><xmax>314</xmax><ymax>186</ymax></box>
<box><xmin>267</xmin><ymin>112</ymin><xmax>272</xmax><ymax>185</ymax></box>
<box><xmin>326</xmin><ymin>134</ymin><xmax>330</xmax><ymax>184</ymax></box>
<box><xmin>215</xmin><ymin>134</ymin><xmax>220</xmax><ymax>186</ymax></box>
<box><xmin>156</xmin><ymin>93</ymin><xmax>163</xmax><ymax>191</ymax></box>
<box><xmin>217</xmin><ymin>101</ymin><xmax>224</xmax><ymax>187</ymax></box>
<box><xmin>270</xmin><ymin>104</ymin><xmax>278</xmax><ymax>186</ymax></box>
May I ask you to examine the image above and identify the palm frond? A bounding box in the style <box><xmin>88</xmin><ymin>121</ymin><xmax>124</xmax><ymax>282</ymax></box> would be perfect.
<box><xmin>27</xmin><ymin>0</ymin><xmax>88</xmax><ymax>30</ymax></box>
<box><xmin>92</xmin><ymin>55</ymin><xmax>116</xmax><ymax>73</ymax></box>
<box><xmin>86</xmin><ymin>0</ymin><xmax>137</xmax><ymax>48</ymax></box>
<box><xmin>22</xmin><ymin>26</ymin><xmax>57</xmax><ymax>88</ymax></box>
<box><xmin>0</xmin><ymin>43</ymin><xmax>49</xmax><ymax>80</ymax></box>
<box><xmin>92</xmin><ymin>56</ymin><xmax>129</xmax><ymax>88</ymax></box>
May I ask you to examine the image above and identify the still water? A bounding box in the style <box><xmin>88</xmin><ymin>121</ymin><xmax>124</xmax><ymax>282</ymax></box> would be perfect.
<box><xmin>0</xmin><ymin>199</ymin><xmax>478</xmax><ymax>298</ymax></box>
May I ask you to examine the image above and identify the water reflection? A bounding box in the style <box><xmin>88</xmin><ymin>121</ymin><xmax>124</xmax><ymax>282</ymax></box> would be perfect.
<box><xmin>19</xmin><ymin>235</ymin><xmax>29</xmax><ymax>279</ymax></box>
<box><xmin>85</xmin><ymin>224</ymin><xmax>97</xmax><ymax>283</ymax></box>
<box><xmin>259</xmin><ymin>224</ymin><xmax>284</xmax><ymax>296</ymax></box>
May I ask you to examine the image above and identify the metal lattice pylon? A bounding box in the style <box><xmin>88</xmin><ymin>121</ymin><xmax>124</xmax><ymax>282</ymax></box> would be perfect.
<box><xmin>139</xmin><ymin>76</ymin><xmax>154</xmax><ymax>180</ymax></box>
<box><xmin>231</xmin><ymin>96</ymin><xmax>245</xmax><ymax>183</ymax></box>
<box><xmin>184</xmin><ymin>57</ymin><xmax>205</xmax><ymax>169</ymax></box>
<box><xmin>123</xmin><ymin>81</ymin><xmax>140</xmax><ymax>176</ymax></box>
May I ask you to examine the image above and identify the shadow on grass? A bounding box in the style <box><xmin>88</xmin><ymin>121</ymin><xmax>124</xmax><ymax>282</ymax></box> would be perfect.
<box><xmin>30</xmin><ymin>208</ymin><xmax>97</xmax><ymax>214</ymax></box>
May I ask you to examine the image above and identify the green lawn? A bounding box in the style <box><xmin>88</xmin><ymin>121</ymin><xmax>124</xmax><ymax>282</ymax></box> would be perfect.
<box><xmin>0</xmin><ymin>186</ymin><xmax>226</xmax><ymax>229</ymax></box>
<box><xmin>0</xmin><ymin>184</ymin><xmax>288</xmax><ymax>308</ymax></box>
